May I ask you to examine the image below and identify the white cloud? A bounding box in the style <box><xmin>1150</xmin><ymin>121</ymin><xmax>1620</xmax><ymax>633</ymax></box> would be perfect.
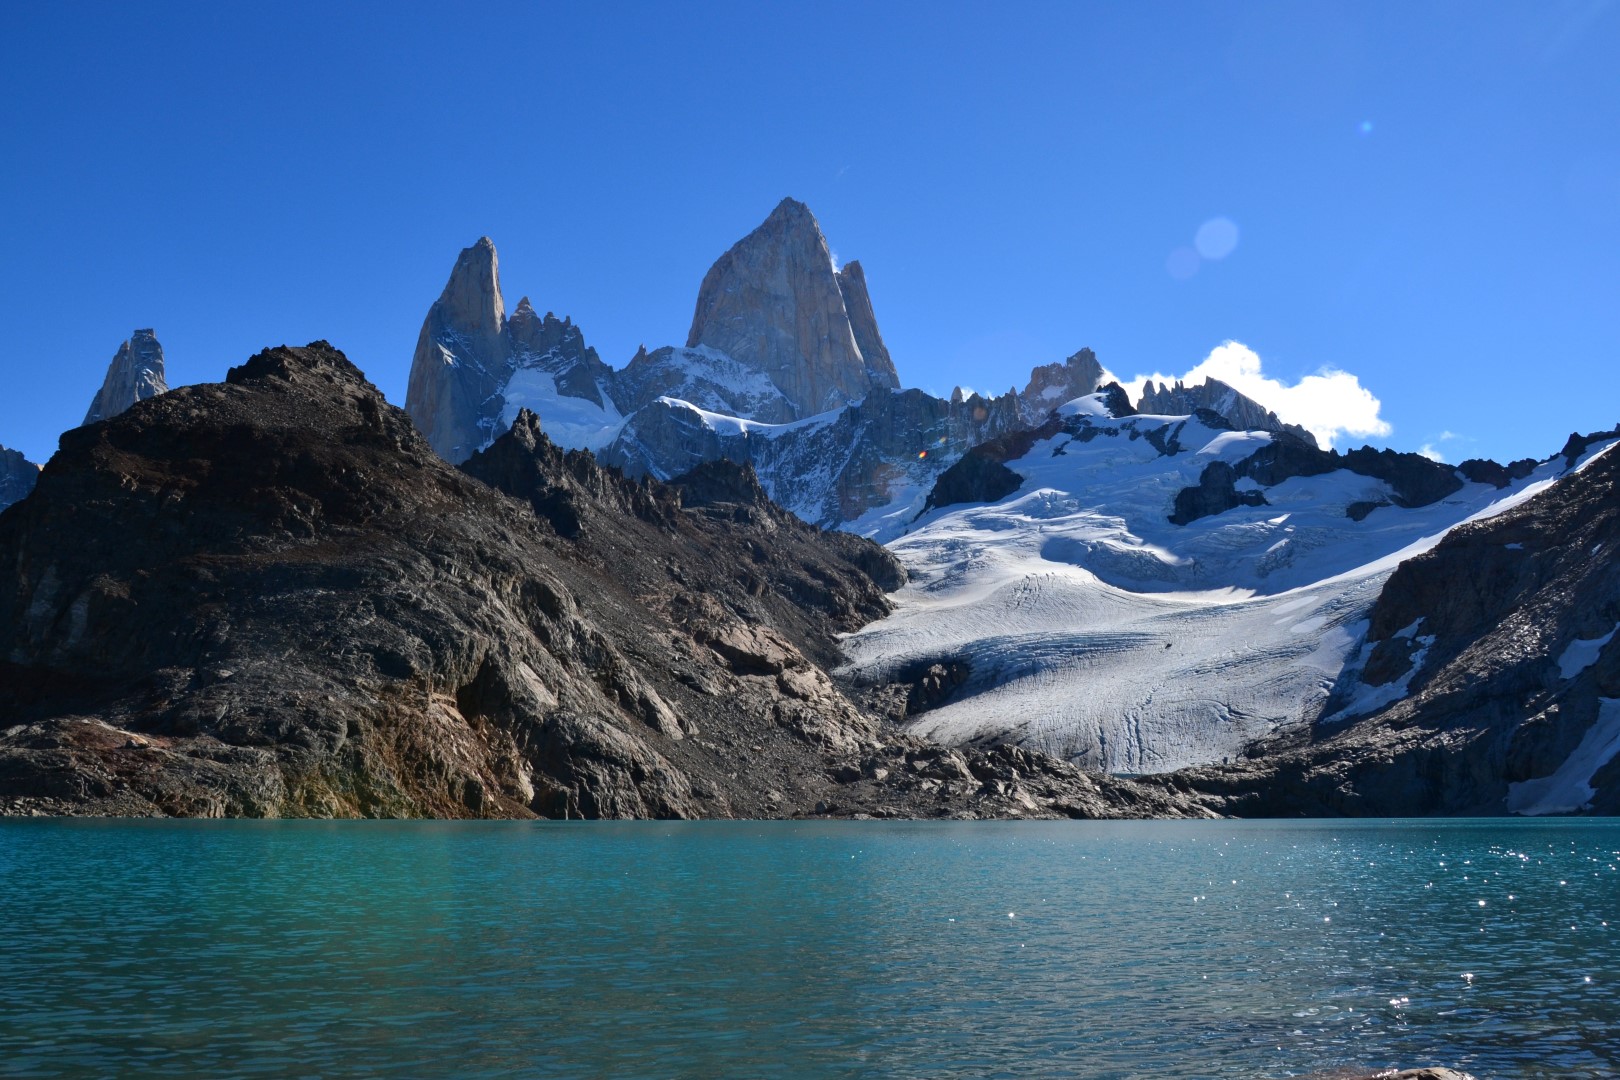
<box><xmin>1417</xmin><ymin>430</ymin><xmax>1462</xmax><ymax>462</ymax></box>
<box><xmin>1107</xmin><ymin>341</ymin><xmax>1391</xmax><ymax>450</ymax></box>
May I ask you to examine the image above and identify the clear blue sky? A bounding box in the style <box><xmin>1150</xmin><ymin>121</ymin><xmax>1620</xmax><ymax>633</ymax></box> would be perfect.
<box><xmin>2</xmin><ymin>1</ymin><xmax>1617</xmax><ymax>465</ymax></box>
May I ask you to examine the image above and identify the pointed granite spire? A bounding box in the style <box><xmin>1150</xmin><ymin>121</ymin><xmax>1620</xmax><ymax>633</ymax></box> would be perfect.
<box><xmin>686</xmin><ymin>197</ymin><xmax>899</xmax><ymax>417</ymax></box>
<box><xmin>834</xmin><ymin>260</ymin><xmax>898</xmax><ymax>389</ymax></box>
<box><xmin>404</xmin><ymin>237</ymin><xmax>509</xmax><ymax>463</ymax></box>
<box><xmin>84</xmin><ymin>329</ymin><xmax>168</xmax><ymax>426</ymax></box>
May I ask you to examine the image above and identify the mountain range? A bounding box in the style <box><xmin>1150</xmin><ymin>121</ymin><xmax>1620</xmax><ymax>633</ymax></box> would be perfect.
<box><xmin>1</xmin><ymin>198</ymin><xmax>1615</xmax><ymax>818</ymax></box>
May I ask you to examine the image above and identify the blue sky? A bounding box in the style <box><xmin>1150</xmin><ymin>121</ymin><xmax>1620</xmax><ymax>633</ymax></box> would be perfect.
<box><xmin>2</xmin><ymin>1</ymin><xmax>1617</xmax><ymax>464</ymax></box>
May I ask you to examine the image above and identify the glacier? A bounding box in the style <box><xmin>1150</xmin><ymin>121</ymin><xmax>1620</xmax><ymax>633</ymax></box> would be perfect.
<box><xmin>839</xmin><ymin>396</ymin><xmax>1589</xmax><ymax>774</ymax></box>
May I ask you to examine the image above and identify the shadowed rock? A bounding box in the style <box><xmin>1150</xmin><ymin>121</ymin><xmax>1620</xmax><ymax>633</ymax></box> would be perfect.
<box><xmin>0</xmin><ymin>444</ymin><xmax>38</xmax><ymax>513</ymax></box>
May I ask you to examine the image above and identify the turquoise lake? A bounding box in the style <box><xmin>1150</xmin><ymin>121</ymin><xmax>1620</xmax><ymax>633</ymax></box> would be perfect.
<box><xmin>1</xmin><ymin>819</ymin><xmax>1616</xmax><ymax>1078</ymax></box>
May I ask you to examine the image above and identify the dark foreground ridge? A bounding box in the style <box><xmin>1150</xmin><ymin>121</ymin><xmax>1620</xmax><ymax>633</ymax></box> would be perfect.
<box><xmin>0</xmin><ymin>342</ymin><xmax>1205</xmax><ymax>819</ymax></box>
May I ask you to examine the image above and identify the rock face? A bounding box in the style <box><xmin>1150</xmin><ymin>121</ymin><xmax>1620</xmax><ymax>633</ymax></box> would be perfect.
<box><xmin>834</xmin><ymin>260</ymin><xmax>893</xmax><ymax>382</ymax></box>
<box><xmin>610</xmin><ymin>344</ymin><xmax>797</xmax><ymax>423</ymax></box>
<box><xmin>404</xmin><ymin>238</ymin><xmax>506</xmax><ymax>462</ymax></box>
<box><xmin>603</xmin><ymin>386</ymin><xmax>1027</xmax><ymax>535</ymax></box>
<box><xmin>1157</xmin><ymin>436</ymin><xmax>1620</xmax><ymax>816</ymax></box>
<box><xmin>0</xmin><ymin>445</ymin><xmax>38</xmax><ymax>513</ymax></box>
<box><xmin>685</xmin><ymin>198</ymin><xmax>900</xmax><ymax>417</ymax></box>
<box><xmin>1018</xmin><ymin>348</ymin><xmax>1105</xmax><ymax>422</ymax></box>
<box><xmin>404</xmin><ymin>240</ymin><xmax>618</xmax><ymax>463</ymax></box>
<box><xmin>83</xmin><ymin>329</ymin><xmax>167</xmax><ymax>426</ymax></box>
<box><xmin>0</xmin><ymin>340</ymin><xmax>1204</xmax><ymax>821</ymax></box>
<box><xmin>1138</xmin><ymin>377</ymin><xmax>1316</xmax><ymax>447</ymax></box>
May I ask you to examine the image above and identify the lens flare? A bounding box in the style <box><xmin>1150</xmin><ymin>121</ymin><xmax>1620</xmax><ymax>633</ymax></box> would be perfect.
<box><xmin>1195</xmin><ymin>217</ymin><xmax>1239</xmax><ymax>260</ymax></box>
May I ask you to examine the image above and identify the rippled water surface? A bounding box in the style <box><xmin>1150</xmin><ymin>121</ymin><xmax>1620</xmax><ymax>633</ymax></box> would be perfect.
<box><xmin>2</xmin><ymin>819</ymin><xmax>1617</xmax><ymax>1078</ymax></box>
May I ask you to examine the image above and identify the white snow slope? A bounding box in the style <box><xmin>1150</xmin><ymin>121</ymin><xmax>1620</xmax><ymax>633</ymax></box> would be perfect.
<box><xmin>841</xmin><ymin>397</ymin><xmax>1592</xmax><ymax>775</ymax></box>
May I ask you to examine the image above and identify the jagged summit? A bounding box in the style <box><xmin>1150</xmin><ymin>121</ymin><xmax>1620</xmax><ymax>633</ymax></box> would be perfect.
<box><xmin>1137</xmin><ymin>376</ymin><xmax>1317</xmax><ymax>447</ymax></box>
<box><xmin>1019</xmin><ymin>348</ymin><xmax>1105</xmax><ymax>422</ymax></box>
<box><xmin>441</xmin><ymin>237</ymin><xmax>505</xmax><ymax>351</ymax></box>
<box><xmin>405</xmin><ymin>238</ymin><xmax>616</xmax><ymax>463</ymax></box>
<box><xmin>83</xmin><ymin>328</ymin><xmax>167</xmax><ymax>426</ymax></box>
<box><xmin>686</xmin><ymin>198</ymin><xmax>901</xmax><ymax>417</ymax></box>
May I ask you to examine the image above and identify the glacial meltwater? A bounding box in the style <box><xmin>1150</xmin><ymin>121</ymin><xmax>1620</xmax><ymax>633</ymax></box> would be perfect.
<box><xmin>1</xmin><ymin>820</ymin><xmax>1616</xmax><ymax>1079</ymax></box>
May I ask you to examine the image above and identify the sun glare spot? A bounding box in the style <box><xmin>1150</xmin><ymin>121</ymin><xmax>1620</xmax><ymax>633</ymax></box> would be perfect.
<box><xmin>1195</xmin><ymin>217</ymin><xmax>1240</xmax><ymax>260</ymax></box>
<box><xmin>1166</xmin><ymin>246</ymin><xmax>1201</xmax><ymax>280</ymax></box>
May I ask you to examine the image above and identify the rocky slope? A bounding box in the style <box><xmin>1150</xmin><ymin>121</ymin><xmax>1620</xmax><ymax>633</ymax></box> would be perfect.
<box><xmin>0</xmin><ymin>444</ymin><xmax>38</xmax><ymax>514</ymax></box>
<box><xmin>1153</xmin><ymin>433</ymin><xmax>1620</xmax><ymax>816</ymax></box>
<box><xmin>0</xmin><ymin>341</ymin><xmax>1204</xmax><ymax>820</ymax></box>
<box><xmin>82</xmin><ymin>328</ymin><xmax>167</xmax><ymax>425</ymax></box>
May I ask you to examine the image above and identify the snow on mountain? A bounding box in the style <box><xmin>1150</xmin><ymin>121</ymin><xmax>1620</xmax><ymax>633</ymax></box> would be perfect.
<box><xmin>611</xmin><ymin>345</ymin><xmax>799</xmax><ymax>424</ymax></box>
<box><xmin>840</xmin><ymin>396</ymin><xmax>1578</xmax><ymax>774</ymax></box>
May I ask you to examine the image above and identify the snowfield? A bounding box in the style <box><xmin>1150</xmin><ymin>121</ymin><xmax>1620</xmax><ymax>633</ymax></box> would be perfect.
<box><xmin>840</xmin><ymin>399</ymin><xmax>1597</xmax><ymax>774</ymax></box>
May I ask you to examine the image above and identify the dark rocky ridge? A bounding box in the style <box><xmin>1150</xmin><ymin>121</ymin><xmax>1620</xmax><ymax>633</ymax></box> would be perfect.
<box><xmin>1171</xmin><ymin>434</ymin><xmax>1470</xmax><ymax>526</ymax></box>
<box><xmin>1153</xmin><ymin>436</ymin><xmax>1620</xmax><ymax>816</ymax></box>
<box><xmin>0</xmin><ymin>342</ymin><xmax>1205</xmax><ymax>820</ymax></box>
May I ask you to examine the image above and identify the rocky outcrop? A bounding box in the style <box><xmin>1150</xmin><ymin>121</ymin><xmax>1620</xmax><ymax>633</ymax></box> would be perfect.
<box><xmin>0</xmin><ymin>341</ymin><xmax>1204</xmax><ymax>821</ymax></box>
<box><xmin>1165</xmin><ymin>435</ymin><xmax>1468</xmax><ymax>526</ymax></box>
<box><xmin>405</xmin><ymin>239</ymin><xmax>618</xmax><ymax>463</ymax></box>
<box><xmin>685</xmin><ymin>198</ymin><xmax>900</xmax><ymax>417</ymax></box>
<box><xmin>920</xmin><ymin>415</ymin><xmax>1064</xmax><ymax>516</ymax></box>
<box><xmin>1018</xmin><ymin>348</ymin><xmax>1105</xmax><ymax>422</ymax></box>
<box><xmin>1168</xmin><ymin>459</ymin><xmax>1268</xmax><ymax>525</ymax></box>
<box><xmin>0</xmin><ymin>445</ymin><xmax>38</xmax><ymax>513</ymax></box>
<box><xmin>1157</xmin><ymin>437</ymin><xmax>1620</xmax><ymax>816</ymax></box>
<box><xmin>1457</xmin><ymin>456</ymin><xmax>1538</xmax><ymax>488</ymax></box>
<box><xmin>83</xmin><ymin>329</ymin><xmax>167</xmax><ymax>426</ymax></box>
<box><xmin>506</xmin><ymin>300</ymin><xmax>614</xmax><ymax>408</ymax></box>
<box><xmin>1138</xmin><ymin>377</ymin><xmax>1316</xmax><ymax>447</ymax></box>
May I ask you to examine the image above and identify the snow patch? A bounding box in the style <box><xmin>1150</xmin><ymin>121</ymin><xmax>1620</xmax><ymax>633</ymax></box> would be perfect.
<box><xmin>1557</xmin><ymin>625</ymin><xmax>1618</xmax><ymax>681</ymax></box>
<box><xmin>1320</xmin><ymin>620</ymin><xmax>1435</xmax><ymax>725</ymax></box>
<box><xmin>498</xmin><ymin>369</ymin><xmax>624</xmax><ymax>451</ymax></box>
<box><xmin>1507</xmin><ymin>699</ymin><xmax>1620</xmax><ymax>815</ymax></box>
